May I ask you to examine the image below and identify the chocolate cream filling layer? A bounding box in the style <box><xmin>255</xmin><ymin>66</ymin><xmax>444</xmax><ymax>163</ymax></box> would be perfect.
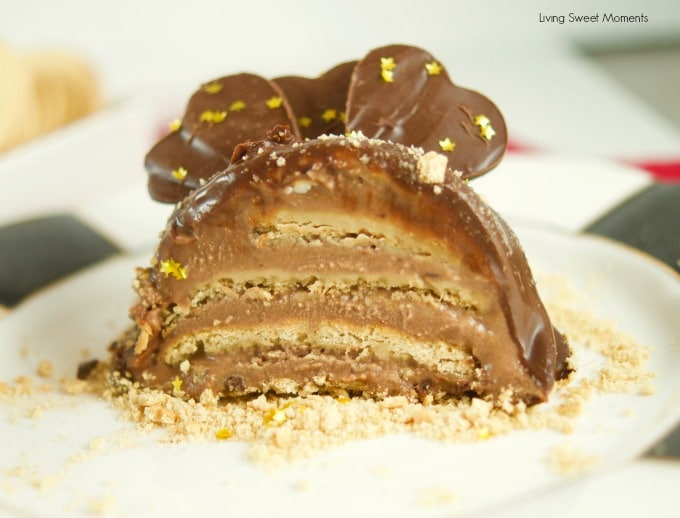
<box><xmin>114</xmin><ymin>129</ymin><xmax>570</xmax><ymax>404</ymax></box>
<box><xmin>121</xmin><ymin>280</ymin><xmax>486</xmax><ymax>401</ymax></box>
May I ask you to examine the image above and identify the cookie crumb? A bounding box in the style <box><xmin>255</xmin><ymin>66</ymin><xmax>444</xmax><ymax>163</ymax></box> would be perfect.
<box><xmin>414</xmin><ymin>486</ymin><xmax>456</xmax><ymax>507</ymax></box>
<box><xmin>547</xmin><ymin>443</ymin><xmax>600</xmax><ymax>477</ymax></box>
<box><xmin>417</xmin><ymin>151</ymin><xmax>447</xmax><ymax>184</ymax></box>
<box><xmin>294</xmin><ymin>479</ymin><xmax>311</xmax><ymax>492</ymax></box>
<box><xmin>87</xmin><ymin>493</ymin><xmax>118</xmax><ymax>516</ymax></box>
<box><xmin>36</xmin><ymin>359</ymin><xmax>54</xmax><ymax>378</ymax></box>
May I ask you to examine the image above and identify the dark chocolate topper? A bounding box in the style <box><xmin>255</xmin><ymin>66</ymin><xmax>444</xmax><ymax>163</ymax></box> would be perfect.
<box><xmin>144</xmin><ymin>45</ymin><xmax>509</xmax><ymax>203</ymax></box>
<box><xmin>274</xmin><ymin>61</ymin><xmax>357</xmax><ymax>139</ymax></box>
<box><xmin>345</xmin><ymin>44</ymin><xmax>507</xmax><ymax>179</ymax></box>
<box><xmin>145</xmin><ymin>73</ymin><xmax>297</xmax><ymax>203</ymax></box>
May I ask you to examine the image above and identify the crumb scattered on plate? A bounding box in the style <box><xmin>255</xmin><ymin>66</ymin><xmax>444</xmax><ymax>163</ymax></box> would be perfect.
<box><xmin>0</xmin><ymin>273</ymin><xmax>657</xmax><ymax>478</ymax></box>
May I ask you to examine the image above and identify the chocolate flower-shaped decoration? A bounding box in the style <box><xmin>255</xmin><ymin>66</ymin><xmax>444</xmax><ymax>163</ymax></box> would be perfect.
<box><xmin>144</xmin><ymin>45</ymin><xmax>508</xmax><ymax>203</ymax></box>
<box><xmin>146</xmin><ymin>74</ymin><xmax>297</xmax><ymax>203</ymax></box>
<box><xmin>274</xmin><ymin>61</ymin><xmax>357</xmax><ymax>140</ymax></box>
<box><xmin>345</xmin><ymin>45</ymin><xmax>507</xmax><ymax>179</ymax></box>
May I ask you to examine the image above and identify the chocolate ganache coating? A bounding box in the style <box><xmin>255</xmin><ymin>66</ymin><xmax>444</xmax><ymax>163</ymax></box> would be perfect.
<box><xmin>118</xmin><ymin>127</ymin><xmax>568</xmax><ymax>404</ymax></box>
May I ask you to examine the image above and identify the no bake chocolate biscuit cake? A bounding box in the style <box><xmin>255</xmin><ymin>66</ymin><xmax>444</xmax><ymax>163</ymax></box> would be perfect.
<box><xmin>110</xmin><ymin>44</ymin><xmax>570</xmax><ymax>406</ymax></box>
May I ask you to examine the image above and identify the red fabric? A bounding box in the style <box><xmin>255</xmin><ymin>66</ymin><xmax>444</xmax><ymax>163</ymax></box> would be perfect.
<box><xmin>505</xmin><ymin>140</ymin><xmax>538</xmax><ymax>154</ymax></box>
<box><xmin>627</xmin><ymin>159</ymin><xmax>680</xmax><ymax>183</ymax></box>
<box><xmin>506</xmin><ymin>139</ymin><xmax>680</xmax><ymax>183</ymax></box>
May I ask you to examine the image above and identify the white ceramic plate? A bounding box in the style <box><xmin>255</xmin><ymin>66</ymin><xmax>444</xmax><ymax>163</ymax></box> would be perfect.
<box><xmin>0</xmin><ymin>226</ymin><xmax>678</xmax><ymax>518</ymax></box>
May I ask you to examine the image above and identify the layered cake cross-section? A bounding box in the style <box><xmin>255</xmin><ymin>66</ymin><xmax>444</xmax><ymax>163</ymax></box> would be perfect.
<box><xmin>111</xmin><ymin>127</ymin><xmax>570</xmax><ymax>405</ymax></box>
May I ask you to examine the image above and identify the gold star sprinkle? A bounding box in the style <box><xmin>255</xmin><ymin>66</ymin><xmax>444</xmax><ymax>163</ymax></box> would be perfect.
<box><xmin>425</xmin><ymin>61</ymin><xmax>443</xmax><ymax>76</ymax></box>
<box><xmin>477</xmin><ymin>426</ymin><xmax>492</xmax><ymax>440</ymax></box>
<box><xmin>214</xmin><ymin>428</ymin><xmax>233</xmax><ymax>440</ymax></box>
<box><xmin>229</xmin><ymin>100</ymin><xmax>246</xmax><ymax>112</ymax></box>
<box><xmin>298</xmin><ymin>116</ymin><xmax>312</xmax><ymax>128</ymax></box>
<box><xmin>263</xmin><ymin>401</ymin><xmax>306</xmax><ymax>426</ymax></box>
<box><xmin>379</xmin><ymin>56</ymin><xmax>397</xmax><ymax>83</ymax></box>
<box><xmin>199</xmin><ymin>110</ymin><xmax>227</xmax><ymax>123</ymax></box>
<box><xmin>380</xmin><ymin>57</ymin><xmax>396</xmax><ymax>71</ymax></box>
<box><xmin>480</xmin><ymin>124</ymin><xmax>496</xmax><ymax>141</ymax></box>
<box><xmin>438</xmin><ymin>137</ymin><xmax>456</xmax><ymax>152</ymax></box>
<box><xmin>202</xmin><ymin>81</ymin><xmax>223</xmax><ymax>94</ymax></box>
<box><xmin>171</xmin><ymin>376</ymin><xmax>183</xmax><ymax>392</ymax></box>
<box><xmin>263</xmin><ymin>407</ymin><xmax>287</xmax><ymax>426</ymax></box>
<box><xmin>339</xmin><ymin>111</ymin><xmax>346</xmax><ymax>123</ymax></box>
<box><xmin>159</xmin><ymin>258</ymin><xmax>187</xmax><ymax>280</ymax></box>
<box><xmin>168</xmin><ymin>119</ymin><xmax>181</xmax><ymax>132</ymax></box>
<box><xmin>266</xmin><ymin>96</ymin><xmax>283</xmax><ymax>109</ymax></box>
<box><xmin>321</xmin><ymin>108</ymin><xmax>337</xmax><ymax>123</ymax></box>
<box><xmin>473</xmin><ymin>114</ymin><xmax>495</xmax><ymax>141</ymax></box>
<box><xmin>171</xmin><ymin>166</ymin><xmax>188</xmax><ymax>181</ymax></box>
<box><xmin>474</xmin><ymin>114</ymin><xmax>491</xmax><ymax>127</ymax></box>
<box><xmin>381</xmin><ymin>69</ymin><xmax>394</xmax><ymax>83</ymax></box>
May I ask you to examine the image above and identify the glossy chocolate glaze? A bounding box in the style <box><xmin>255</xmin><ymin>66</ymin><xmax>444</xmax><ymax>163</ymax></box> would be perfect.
<box><xmin>346</xmin><ymin>44</ymin><xmax>507</xmax><ymax>179</ymax></box>
<box><xmin>116</xmin><ymin>128</ymin><xmax>569</xmax><ymax>403</ymax></box>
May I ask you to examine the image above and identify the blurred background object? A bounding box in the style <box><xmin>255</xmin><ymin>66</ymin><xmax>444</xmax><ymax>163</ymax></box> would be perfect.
<box><xmin>1</xmin><ymin>0</ymin><xmax>679</xmax><ymax>163</ymax></box>
<box><xmin>584</xmin><ymin>37</ymin><xmax>680</xmax><ymax>130</ymax></box>
<box><xmin>0</xmin><ymin>43</ymin><xmax>101</xmax><ymax>152</ymax></box>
